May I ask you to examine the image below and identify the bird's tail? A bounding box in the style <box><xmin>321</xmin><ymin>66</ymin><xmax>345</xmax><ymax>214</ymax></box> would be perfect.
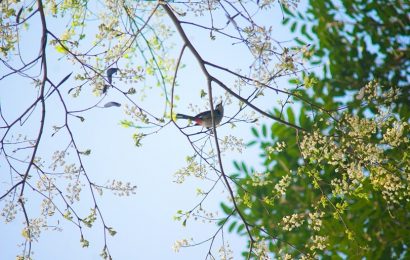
<box><xmin>176</xmin><ymin>114</ymin><xmax>196</xmax><ymax>120</ymax></box>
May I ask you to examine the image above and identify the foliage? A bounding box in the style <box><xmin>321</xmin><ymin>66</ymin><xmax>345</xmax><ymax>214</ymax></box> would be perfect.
<box><xmin>228</xmin><ymin>84</ymin><xmax>410</xmax><ymax>258</ymax></box>
<box><xmin>284</xmin><ymin>0</ymin><xmax>409</xmax><ymax>116</ymax></box>
<box><xmin>223</xmin><ymin>0</ymin><xmax>410</xmax><ymax>258</ymax></box>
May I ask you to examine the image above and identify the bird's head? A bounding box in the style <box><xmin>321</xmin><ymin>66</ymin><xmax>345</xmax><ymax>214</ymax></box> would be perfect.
<box><xmin>215</xmin><ymin>101</ymin><xmax>224</xmax><ymax>115</ymax></box>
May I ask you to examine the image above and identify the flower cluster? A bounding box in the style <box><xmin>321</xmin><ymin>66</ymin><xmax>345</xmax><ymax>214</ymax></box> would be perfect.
<box><xmin>174</xmin><ymin>156</ymin><xmax>207</xmax><ymax>183</ymax></box>
<box><xmin>280</xmin><ymin>213</ymin><xmax>305</xmax><ymax>231</ymax></box>
<box><xmin>308</xmin><ymin>235</ymin><xmax>328</xmax><ymax>251</ymax></box>
<box><xmin>307</xmin><ymin>211</ymin><xmax>324</xmax><ymax>231</ymax></box>
<box><xmin>220</xmin><ymin>135</ymin><xmax>245</xmax><ymax>153</ymax></box>
<box><xmin>218</xmin><ymin>243</ymin><xmax>234</xmax><ymax>260</ymax></box>
<box><xmin>274</xmin><ymin>174</ymin><xmax>292</xmax><ymax>196</ymax></box>
<box><xmin>247</xmin><ymin>171</ymin><xmax>273</xmax><ymax>187</ymax></box>
<box><xmin>383</xmin><ymin>121</ymin><xmax>409</xmax><ymax>147</ymax></box>
<box><xmin>172</xmin><ymin>238</ymin><xmax>190</xmax><ymax>253</ymax></box>
<box><xmin>266</xmin><ymin>141</ymin><xmax>287</xmax><ymax>158</ymax></box>
<box><xmin>300</xmin><ymin>103</ymin><xmax>409</xmax><ymax>205</ymax></box>
<box><xmin>253</xmin><ymin>240</ymin><xmax>271</xmax><ymax>260</ymax></box>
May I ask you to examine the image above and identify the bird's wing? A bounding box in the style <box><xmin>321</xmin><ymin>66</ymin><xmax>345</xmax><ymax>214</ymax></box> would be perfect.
<box><xmin>195</xmin><ymin>110</ymin><xmax>211</xmax><ymax>119</ymax></box>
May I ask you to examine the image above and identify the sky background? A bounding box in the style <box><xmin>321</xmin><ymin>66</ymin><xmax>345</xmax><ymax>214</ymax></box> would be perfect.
<box><xmin>0</xmin><ymin>1</ymin><xmax>307</xmax><ymax>259</ymax></box>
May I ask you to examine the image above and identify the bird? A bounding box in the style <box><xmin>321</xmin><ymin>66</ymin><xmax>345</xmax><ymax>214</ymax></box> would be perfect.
<box><xmin>176</xmin><ymin>102</ymin><xmax>224</xmax><ymax>128</ymax></box>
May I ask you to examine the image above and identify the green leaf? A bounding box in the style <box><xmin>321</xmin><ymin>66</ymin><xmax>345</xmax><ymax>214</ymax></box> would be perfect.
<box><xmin>217</xmin><ymin>219</ymin><xmax>226</xmax><ymax>226</ymax></box>
<box><xmin>229</xmin><ymin>173</ymin><xmax>239</xmax><ymax>179</ymax></box>
<box><xmin>241</xmin><ymin>162</ymin><xmax>248</xmax><ymax>175</ymax></box>
<box><xmin>262</xmin><ymin>124</ymin><xmax>267</xmax><ymax>137</ymax></box>
<box><xmin>283</xmin><ymin>6</ymin><xmax>294</xmax><ymax>17</ymax></box>
<box><xmin>233</xmin><ymin>161</ymin><xmax>240</xmax><ymax>170</ymax></box>
<box><xmin>251</xmin><ymin>127</ymin><xmax>259</xmax><ymax>137</ymax></box>
<box><xmin>247</xmin><ymin>140</ymin><xmax>257</xmax><ymax>146</ymax></box>
<box><xmin>288</xmin><ymin>78</ymin><xmax>301</xmax><ymax>84</ymax></box>
<box><xmin>295</xmin><ymin>37</ymin><xmax>306</xmax><ymax>45</ymax></box>
<box><xmin>301</xmin><ymin>24</ymin><xmax>308</xmax><ymax>37</ymax></box>
<box><xmin>55</xmin><ymin>44</ymin><xmax>68</xmax><ymax>54</ymax></box>
<box><xmin>120</xmin><ymin>120</ymin><xmax>134</xmax><ymax>128</ymax></box>
<box><xmin>21</xmin><ymin>228</ymin><xmax>30</xmax><ymax>240</ymax></box>
<box><xmin>220</xmin><ymin>203</ymin><xmax>231</xmax><ymax>215</ymax></box>
<box><xmin>287</xmin><ymin>107</ymin><xmax>295</xmax><ymax>124</ymax></box>
<box><xmin>237</xmin><ymin>223</ymin><xmax>245</xmax><ymax>234</ymax></box>
<box><xmin>228</xmin><ymin>221</ymin><xmax>237</xmax><ymax>232</ymax></box>
<box><xmin>299</xmin><ymin>107</ymin><xmax>309</xmax><ymax>127</ymax></box>
<box><xmin>311</xmin><ymin>59</ymin><xmax>322</xmax><ymax>65</ymax></box>
<box><xmin>200</xmin><ymin>89</ymin><xmax>207</xmax><ymax>98</ymax></box>
<box><xmin>290</xmin><ymin>22</ymin><xmax>297</xmax><ymax>33</ymax></box>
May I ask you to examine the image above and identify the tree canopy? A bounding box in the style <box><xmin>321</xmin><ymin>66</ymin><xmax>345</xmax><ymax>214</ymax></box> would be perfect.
<box><xmin>222</xmin><ymin>0</ymin><xmax>410</xmax><ymax>258</ymax></box>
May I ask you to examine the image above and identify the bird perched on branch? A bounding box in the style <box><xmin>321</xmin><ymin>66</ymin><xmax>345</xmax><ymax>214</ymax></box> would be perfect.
<box><xmin>176</xmin><ymin>102</ymin><xmax>224</xmax><ymax>129</ymax></box>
